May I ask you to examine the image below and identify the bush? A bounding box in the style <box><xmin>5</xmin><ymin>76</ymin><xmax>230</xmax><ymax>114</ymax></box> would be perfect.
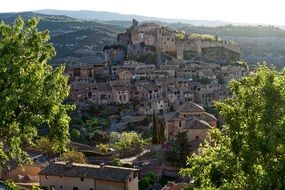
<box><xmin>139</xmin><ymin>172</ymin><xmax>156</xmax><ymax>190</ymax></box>
<box><xmin>96</xmin><ymin>143</ymin><xmax>109</xmax><ymax>154</ymax></box>
<box><xmin>90</xmin><ymin>130</ymin><xmax>110</xmax><ymax>145</ymax></box>
<box><xmin>36</xmin><ymin>137</ymin><xmax>57</xmax><ymax>155</ymax></box>
<box><xmin>112</xmin><ymin>158</ymin><xmax>123</xmax><ymax>167</ymax></box>
<box><xmin>70</xmin><ymin>116</ymin><xmax>84</xmax><ymax>126</ymax></box>
<box><xmin>60</xmin><ymin>149</ymin><xmax>87</xmax><ymax>163</ymax></box>
<box><xmin>71</xmin><ymin>129</ymin><xmax>80</xmax><ymax>141</ymax></box>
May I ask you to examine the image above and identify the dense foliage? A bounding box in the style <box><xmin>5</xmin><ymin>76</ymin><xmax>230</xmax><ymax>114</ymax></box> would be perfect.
<box><xmin>166</xmin><ymin>131</ymin><xmax>191</xmax><ymax>167</ymax></box>
<box><xmin>0</xmin><ymin>17</ymin><xmax>74</xmax><ymax>166</ymax></box>
<box><xmin>60</xmin><ymin>149</ymin><xmax>87</xmax><ymax>163</ymax></box>
<box><xmin>180</xmin><ymin>65</ymin><xmax>285</xmax><ymax>189</ymax></box>
<box><xmin>115</xmin><ymin>131</ymin><xmax>149</xmax><ymax>154</ymax></box>
<box><xmin>139</xmin><ymin>172</ymin><xmax>156</xmax><ymax>190</ymax></box>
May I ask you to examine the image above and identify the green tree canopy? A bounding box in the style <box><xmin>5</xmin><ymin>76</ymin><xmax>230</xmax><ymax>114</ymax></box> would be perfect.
<box><xmin>71</xmin><ymin>128</ymin><xmax>80</xmax><ymax>141</ymax></box>
<box><xmin>180</xmin><ymin>65</ymin><xmax>285</xmax><ymax>189</ymax></box>
<box><xmin>115</xmin><ymin>131</ymin><xmax>148</xmax><ymax>154</ymax></box>
<box><xmin>60</xmin><ymin>149</ymin><xmax>87</xmax><ymax>163</ymax></box>
<box><xmin>166</xmin><ymin>131</ymin><xmax>191</xmax><ymax>167</ymax></box>
<box><xmin>90</xmin><ymin>130</ymin><xmax>109</xmax><ymax>145</ymax></box>
<box><xmin>0</xmin><ymin>17</ymin><xmax>74</xmax><ymax>166</ymax></box>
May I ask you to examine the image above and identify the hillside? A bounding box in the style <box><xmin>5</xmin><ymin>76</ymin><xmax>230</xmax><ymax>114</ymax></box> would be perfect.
<box><xmin>0</xmin><ymin>12</ymin><xmax>125</xmax><ymax>65</ymax></box>
<box><xmin>35</xmin><ymin>9</ymin><xmax>232</xmax><ymax>26</ymax></box>
<box><xmin>167</xmin><ymin>23</ymin><xmax>285</xmax><ymax>68</ymax></box>
<box><xmin>1</xmin><ymin>11</ymin><xmax>285</xmax><ymax>67</ymax></box>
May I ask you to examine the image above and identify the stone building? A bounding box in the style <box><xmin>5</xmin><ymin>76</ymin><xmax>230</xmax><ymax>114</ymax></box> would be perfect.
<box><xmin>39</xmin><ymin>162</ymin><xmax>139</xmax><ymax>190</ymax></box>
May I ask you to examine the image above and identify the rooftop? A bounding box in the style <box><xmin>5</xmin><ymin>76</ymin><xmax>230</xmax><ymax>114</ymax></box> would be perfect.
<box><xmin>39</xmin><ymin>162</ymin><xmax>138</xmax><ymax>182</ymax></box>
<box><xmin>178</xmin><ymin>101</ymin><xmax>205</xmax><ymax>113</ymax></box>
<box><xmin>184</xmin><ymin>117</ymin><xmax>212</xmax><ymax>129</ymax></box>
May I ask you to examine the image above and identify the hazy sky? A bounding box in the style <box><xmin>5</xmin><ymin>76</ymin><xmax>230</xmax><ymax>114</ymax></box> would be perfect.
<box><xmin>1</xmin><ymin>0</ymin><xmax>284</xmax><ymax>25</ymax></box>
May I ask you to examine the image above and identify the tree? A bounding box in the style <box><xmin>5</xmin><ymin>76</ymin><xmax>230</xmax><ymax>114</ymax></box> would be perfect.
<box><xmin>152</xmin><ymin>111</ymin><xmax>159</xmax><ymax>144</ymax></box>
<box><xmin>152</xmin><ymin>111</ymin><xmax>165</xmax><ymax>144</ymax></box>
<box><xmin>158</xmin><ymin>119</ymin><xmax>166</xmax><ymax>143</ymax></box>
<box><xmin>36</xmin><ymin>137</ymin><xmax>57</xmax><ymax>156</ymax></box>
<box><xmin>166</xmin><ymin>131</ymin><xmax>191</xmax><ymax>167</ymax></box>
<box><xmin>180</xmin><ymin>65</ymin><xmax>285</xmax><ymax>189</ymax></box>
<box><xmin>96</xmin><ymin>143</ymin><xmax>109</xmax><ymax>154</ymax></box>
<box><xmin>5</xmin><ymin>181</ymin><xmax>43</xmax><ymax>190</ymax></box>
<box><xmin>4</xmin><ymin>180</ymin><xmax>19</xmax><ymax>190</ymax></box>
<box><xmin>139</xmin><ymin>172</ymin><xmax>156</xmax><ymax>190</ymax></box>
<box><xmin>0</xmin><ymin>17</ymin><xmax>74</xmax><ymax>166</ymax></box>
<box><xmin>60</xmin><ymin>149</ymin><xmax>87</xmax><ymax>163</ymax></box>
<box><xmin>90</xmin><ymin>130</ymin><xmax>109</xmax><ymax>145</ymax></box>
<box><xmin>131</xmin><ymin>98</ymin><xmax>140</xmax><ymax>112</ymax></box>
<box><xmin>115</xmin><ymin>132</ymin><xmax>148</xmax><ymax>156</ymax></box>
<box><xmin>70</xmin><ymin>129</ymin><xmax>80</xmax><ymax>141</ymax></box>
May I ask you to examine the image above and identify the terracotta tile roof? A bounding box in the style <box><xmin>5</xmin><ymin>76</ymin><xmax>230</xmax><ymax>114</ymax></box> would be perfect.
<box><xmin>178</xmin><ymin>101</ymin><xmax>205</xmax><ymax>113</ymax></box>
<box><xmin>184</xmin><ymin>117</ymin><xmax>211</xmax><ymax>129</ymax></box>
<box><xmin>165</xmin><ymin>113</ymin><xmax>185</xmax><ymax>122</ymax></box>
<box><xmin>200</xmin><ymin>112</ymin><xmax>217</xmax><ymax>122</ymax></box>
<box><xmin>39</xmin><ymin>162</ymin><xmax>138</xmax><ymax>182</ymax></box>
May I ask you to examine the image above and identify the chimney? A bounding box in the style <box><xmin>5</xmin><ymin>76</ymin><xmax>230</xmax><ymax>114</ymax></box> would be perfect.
<box><xmin>100</xmin><ymin>163</ymin><xmax>105</xmax><ymax>169</ymax></box>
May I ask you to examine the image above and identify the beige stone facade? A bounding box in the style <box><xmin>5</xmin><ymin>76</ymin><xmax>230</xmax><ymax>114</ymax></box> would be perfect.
<box><xmin>39</xmin><ymin>162</ymin><xmax>139</xmax><ymax>190</ymax></box>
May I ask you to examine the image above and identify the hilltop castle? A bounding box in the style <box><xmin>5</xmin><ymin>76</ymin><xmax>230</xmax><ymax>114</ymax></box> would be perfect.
<box><xmin>118</xmin><ymin>19</ymin><xmax>241</xmax><ymax>63</ymax></box>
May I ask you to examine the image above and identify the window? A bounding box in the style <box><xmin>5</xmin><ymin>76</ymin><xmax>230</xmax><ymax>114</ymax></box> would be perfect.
<box><xmin>90</xmin><ymin>189</ymin><xmax>93</xmax><ymax>190</ymax></box>
<box><xmin>45</xmin><ymin>175</ymin><xmax>49</xmax><ymax>179</ymax></box>
<box><xmin>81</xmin><ymin>177</ymin><xmax>84</xmax><ymax>181</ymax></box>
<box><xmin>73</xmin><ymin>187</ymin><xmax>78</xmax><ymax>190</ymax></box>
<box><xmin>196</xmin><ymin>136</ymin><xmax>199</xmax><ymax>140</ymax></box>
<box><xmin>60</xmin><ymin>186</ymin><xmax>63</xmax><ymax>189</ymax></box>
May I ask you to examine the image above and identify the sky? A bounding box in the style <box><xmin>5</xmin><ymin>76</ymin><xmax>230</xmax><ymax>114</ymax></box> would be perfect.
<box><xmin>0</xmin><ymin>0</ymin><xmax>285</xmax><ymax>25</ymax></box>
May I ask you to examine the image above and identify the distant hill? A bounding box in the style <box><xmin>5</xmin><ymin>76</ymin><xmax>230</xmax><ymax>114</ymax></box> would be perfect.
<box><xmin>1</xmin><ymin>11</ymin><xmax>285</xmax><ymax>68</ymax></box>
<box><xmin>34</xmin><ymin>9</ymin><xmax>232</xmax><ymax>26</ymax></box>
<box><xmin>0</xmin><ymin>12</ymin><xmax>125</xmax><ymax>65</ymax></box>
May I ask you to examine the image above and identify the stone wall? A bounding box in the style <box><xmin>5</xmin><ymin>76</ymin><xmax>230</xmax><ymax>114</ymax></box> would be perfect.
<box><xmin>176</xmin><ymin>40</ymin><xmax>240</xmax><ymax>63</ymax></box>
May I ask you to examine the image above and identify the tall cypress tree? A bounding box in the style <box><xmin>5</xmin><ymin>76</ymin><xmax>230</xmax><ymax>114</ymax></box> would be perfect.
<box><xmin>152</xmin><ymin>111</ymin><xmax>166</xmax><ymax>144</ymax></box>
<box><xmin>152</xmin><ymin>111</ymin><xmax>159</xmax><ymax>144</ymax></box>
<box><xmin>158</xmin><ymin>119</ymin><xmax>166</xmax><ymax>143</ymax></box>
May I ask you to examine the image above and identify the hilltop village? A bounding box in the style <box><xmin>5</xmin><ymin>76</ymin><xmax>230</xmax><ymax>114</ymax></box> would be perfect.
<box><xmin>1</xmin><ymin>20</ymin><xmax>249</xmax><ymax>190</ymax></box>
<box><xmin>67</xmin><ymin>19</ymin><xmax>246</xmax><ymax>112</ymax></box>
<box><xmin>58</xmin><ymin>20</ymin><xmax>247</xmax><ymax>188</ymax></box>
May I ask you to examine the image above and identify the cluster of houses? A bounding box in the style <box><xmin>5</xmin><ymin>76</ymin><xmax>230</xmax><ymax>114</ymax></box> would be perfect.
<box><xmin>65</xmin><ymin>58</ymin><xmax>248</xmax><ymax>154</ymax></box>
<box><xmin>66</xmin><ymin>60</ymin><xmax>248</xmax><ymax>112</ymax></box>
